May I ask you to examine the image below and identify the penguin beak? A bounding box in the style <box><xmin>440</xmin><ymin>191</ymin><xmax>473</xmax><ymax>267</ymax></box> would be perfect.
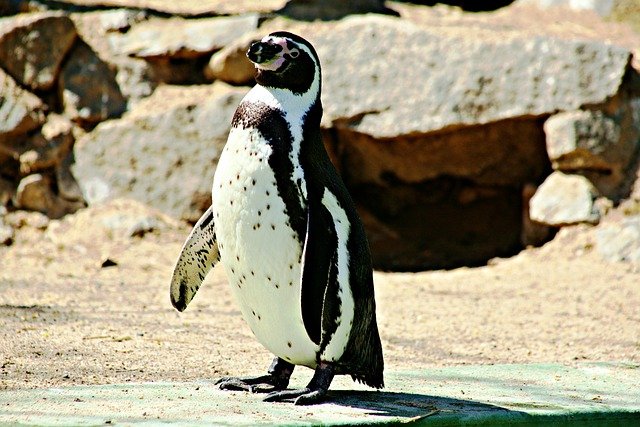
<box><xmin>247</xmin><ymin>41</ymin><xmax>284</xmax><ymax>66</ymax></box>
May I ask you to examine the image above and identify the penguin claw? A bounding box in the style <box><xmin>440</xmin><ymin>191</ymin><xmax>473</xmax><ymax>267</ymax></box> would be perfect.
<box><xmin>263</xmin><ymin>387</ymin><xmax>327</xmax><ymax>405</ymax></box>
<box><xmin>215</xmin><ymin>374</ymin><xmax>288</xmax><ymax>394</ymax></box>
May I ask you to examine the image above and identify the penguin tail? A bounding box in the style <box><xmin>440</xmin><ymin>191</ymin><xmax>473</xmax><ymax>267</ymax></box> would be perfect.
<box><xmin>340</xmin><ymin>313</ymin><xmax>385</xmax><ymax>389</ymax></box>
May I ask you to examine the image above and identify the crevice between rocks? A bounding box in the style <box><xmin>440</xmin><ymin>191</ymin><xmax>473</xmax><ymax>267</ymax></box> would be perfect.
<box><xmin>324</xmin><ymin>116</ymin><xmax>553</xmax><ymax>271</ymax></box>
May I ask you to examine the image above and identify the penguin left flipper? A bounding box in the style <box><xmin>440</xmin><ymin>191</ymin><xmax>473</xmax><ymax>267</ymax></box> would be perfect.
<box><xmin>169</xmin><ymin>206</ymin><xmax>219</xmax><ymax>312</ymax></box>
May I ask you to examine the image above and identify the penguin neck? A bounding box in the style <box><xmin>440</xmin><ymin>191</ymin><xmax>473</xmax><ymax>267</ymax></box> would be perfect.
<box><xmin>245</xmin><ymin>69</ymin><xmax>321</xmax><ymax>131</ymax></box>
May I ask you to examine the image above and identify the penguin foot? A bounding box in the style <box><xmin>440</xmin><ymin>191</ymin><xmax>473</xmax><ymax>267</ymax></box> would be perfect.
<box><xmin>263</xmin><ymin>362</ymin><xmax>335</xmax><ymax>405</ymax></box>
<box><xmin>216</xmin><ymin>357</ymin><xmax>294</xmax><ymax>394</ymax></box>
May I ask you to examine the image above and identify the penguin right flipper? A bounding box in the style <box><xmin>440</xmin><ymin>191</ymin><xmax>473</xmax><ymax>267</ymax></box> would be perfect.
<box><xmin>300</xmin><ymin>196</ymin><xmax>337</xmax><ymax>346</ymax></box>
<box><xmin>170</xmin><ymin>206</ymin><xmax>220</xmax><ymax>312</ymax></box>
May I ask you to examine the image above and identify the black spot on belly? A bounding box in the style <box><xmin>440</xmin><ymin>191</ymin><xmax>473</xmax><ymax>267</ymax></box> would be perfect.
<box><xmin>287</xmin><ymin>342</ymin><xmax>292</xmax><ymax>348</ymax></box>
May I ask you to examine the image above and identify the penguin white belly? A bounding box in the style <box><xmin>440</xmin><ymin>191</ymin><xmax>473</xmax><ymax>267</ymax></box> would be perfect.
<box><xmin>211</xmin><ymin>127</ymin><xmax>318</xmax><ymax>367</ymax></box>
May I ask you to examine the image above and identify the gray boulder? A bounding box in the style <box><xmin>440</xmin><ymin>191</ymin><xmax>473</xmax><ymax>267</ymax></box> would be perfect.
<box><xmin>544</xmin><ymin>107</ymin><xmax>640</xmax><ymax>197</ymax></box>
<box><xmin>315</xmin><ymin>15</ymin><xmax>631</xmax><ymax>138</ymax></box>
<box><xmin>73</xmin><ymin>83</ymin><xmax>248</xmax><ymax>222</ymax></box>
<box><xmin>529</xmin><ymin>171</ymin><xmax>600</xmax><ymax>226</ymax></box>
<box><xmin>113</xmin><ymin>14</ymin><xmax>259</xmax><ymax>60</ymax></box>
<box><xmin>0</xmin><ymin>12</ymin><xmax>77</xmax><ymax>91</ymax></box>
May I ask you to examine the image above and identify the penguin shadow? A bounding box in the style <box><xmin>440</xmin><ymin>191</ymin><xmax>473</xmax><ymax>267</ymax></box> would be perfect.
<box><xmin>325</xmin><ymin>389</ymin><xmax>528</xmax><ymax>423</ymax></box>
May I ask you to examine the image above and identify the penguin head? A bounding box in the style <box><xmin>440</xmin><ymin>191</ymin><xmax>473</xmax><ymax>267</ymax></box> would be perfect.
<box><xmin>247</xmin><ymin>32</ymin><xmax>320</xmax><ymax>95</ymax></box>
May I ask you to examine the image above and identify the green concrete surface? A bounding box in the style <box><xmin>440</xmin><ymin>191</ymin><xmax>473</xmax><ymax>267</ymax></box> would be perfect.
<box><xmin>1</xmin><ymin>363</ymin><xmax>639</xmax><ymax>426</ymax></box>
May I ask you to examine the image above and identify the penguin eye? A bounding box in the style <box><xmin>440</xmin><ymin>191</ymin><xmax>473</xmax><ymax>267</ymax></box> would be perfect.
<box><xmin>289</xmin><ymin>48</ymin><xmax>300</xmax><ymax>59</ymax></box>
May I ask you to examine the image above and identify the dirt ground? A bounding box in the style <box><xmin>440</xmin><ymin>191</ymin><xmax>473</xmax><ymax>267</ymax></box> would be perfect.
<box><xmin>0</xmin><ymin>199</ymin><xmax>638</xmax><ymax>391</ymax></box>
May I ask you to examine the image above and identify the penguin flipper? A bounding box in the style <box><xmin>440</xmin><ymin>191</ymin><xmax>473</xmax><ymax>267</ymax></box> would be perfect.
<box><xmin>300</xmin><ymin>197</ymin><xmax>337</xmax><ymax>346</ymax></box>
<box><xmin>170</xmin><ymin>206</ymin><xmax>220</xmax><ymax>312</ymax></box>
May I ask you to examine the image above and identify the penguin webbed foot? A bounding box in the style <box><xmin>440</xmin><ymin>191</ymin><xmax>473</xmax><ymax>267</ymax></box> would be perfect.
<box><xmin>216</xmin><ymin>357</ymin><xmax>294</xmax><ymax>394</ymax></box>
<box><xmin>263</xmin><ymin>362</ymin><xmax>335</xmax><ymax>405</ymax></box>
<box><xmin>216</xmin><ymin>375</ymin><xmax>283</xmax><ymax>393</ymax></box>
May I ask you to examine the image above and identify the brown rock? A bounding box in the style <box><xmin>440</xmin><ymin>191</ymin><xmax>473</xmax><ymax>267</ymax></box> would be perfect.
<box><xmin>336</xmin><ymin>118</ymin><xmax>549</xmax><ymax>187</ymax></box>
<box><xmin>18</xmin><ymin>114</ymin><xmax>75</xmax><ymax>175</ymax></box>
<box><xmin>71</xmin><ymin>11</ymin><xmax>156</xmax><ymax>103</ymax></box>
<box><xmin>14</xmin><ymin>174</ymin><xmax>54</xmax><ymax>214</ymax></box>
<box><xmin>13</xmin><ymin>173</ymin><xmax>84</xmax><ymax>219</ymax></box>
<box><xmin>59</xmin><ymin>40</ymin><xmax>127</xmax><ymax>124</ymax></box>
<box><xmin>0</xmin><ymin>68</ymin><xmax>45</xmax><ymax>141</ymax></box>
<box><xmin>0</xmin><ymin>12</ymin><xmax>77</xmax><ymax>90</ymax></box>
<box><xmin>204</xmin><ymin>34</ymin><xmax>257</xmax><ymax>85</ymax></box>
<box><xmin>56</xmin><ymin>153</ymin><xmax>85</xmax><ymax>202</ymax></box>
<box><xmin>0</xmin><ymin>177</ymin><xmax>14</xmax><ymax>206</ymax></box>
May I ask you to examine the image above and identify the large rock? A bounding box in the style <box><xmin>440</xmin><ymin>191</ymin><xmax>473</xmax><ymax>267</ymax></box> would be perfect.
<box><xmin>59</xmin><ymin>40</ymin><xmax>127</xmax><ymax>124</ymax></box>
<box><xmin>314</xmin><ymin>15</ymin><xmax>631</xmax><ymax>138</ymax></box>
<box><xmin>0</xmin><ymin>68</ymin><xmax>45</xmax><ymax>141</ymax></box>
<box><xmin>114</xmin><ymin>14</ymin><xmax>259</xmax><ymax>60</ymax></box>
<box><xmin>0</xmin><ymin>12</ymin><xmax>77</xmax><ymax>91</ymax></box>
<box><xmin>529</xmin><ymin>171</ymin><xmax>600</xmax><ymax>226</ymax></box>
<box><xmin>73</xmin><ymin>83</ymin><xmax>248</xmax><ymax>221</ymax></box>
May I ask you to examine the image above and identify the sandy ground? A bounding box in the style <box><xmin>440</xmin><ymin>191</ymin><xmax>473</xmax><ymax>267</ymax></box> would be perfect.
<box><xmin>0</xmin><ymin>200</ymin><xmax>639</xmax><ymax>391</ymax></box>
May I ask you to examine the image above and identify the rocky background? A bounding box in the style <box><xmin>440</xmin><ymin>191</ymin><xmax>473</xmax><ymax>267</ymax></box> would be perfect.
<box><xmin>1</xmin><ymin>0</ymin><xmax>639</xmax><ymax>271</ymax></box>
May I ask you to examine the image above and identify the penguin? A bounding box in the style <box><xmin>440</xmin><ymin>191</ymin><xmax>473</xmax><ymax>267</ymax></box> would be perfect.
<box><xmin>169</xmin><ymin>31</ymin><xmax>384</xmax><ymax>405</ymax></box>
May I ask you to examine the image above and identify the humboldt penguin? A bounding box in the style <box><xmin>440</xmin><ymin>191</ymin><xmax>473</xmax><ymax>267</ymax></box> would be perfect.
<box><xmin>170</xmin><ymin>31</ymin><xmax>383</xmax><ymax>405</ymax></box>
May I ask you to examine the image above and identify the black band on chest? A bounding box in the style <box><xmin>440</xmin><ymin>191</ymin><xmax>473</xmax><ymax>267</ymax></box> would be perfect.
<box><xmin>231</xmin><ymin>101</ymin><xmax>307</xmax><ymax>245</ymax></box>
